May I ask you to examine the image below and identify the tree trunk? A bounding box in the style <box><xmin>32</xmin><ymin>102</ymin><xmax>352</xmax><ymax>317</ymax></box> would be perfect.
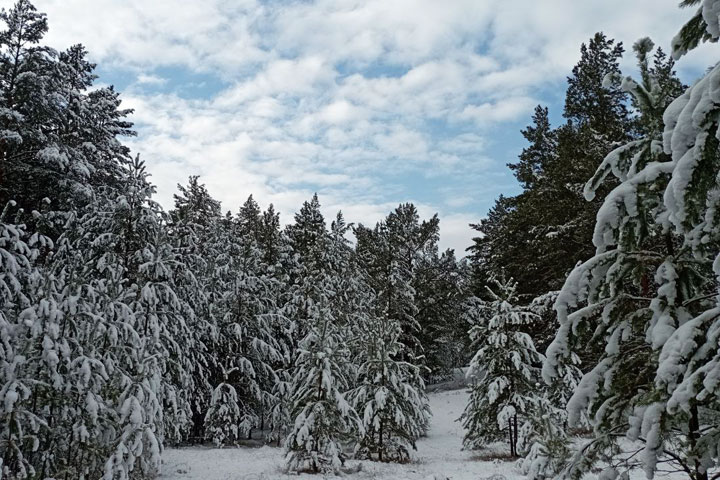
<box><xmin>513</xmin><ymin>414</ymin><xmax>518</xmax><ymax>458</ymax></box>
<box><xmin>379</xmin><ymin>418</ymin><xmax>384</xmax><ymax>462</ymax></box>
<box><xmin>689</xmin><ymin>404</ymin><xmax>708</xmax><ymax>480</ymax></box>
<box><xmin>508</xmin><ymin>418</ymin><xmax>514</xmax><ymax>457</ymax></box>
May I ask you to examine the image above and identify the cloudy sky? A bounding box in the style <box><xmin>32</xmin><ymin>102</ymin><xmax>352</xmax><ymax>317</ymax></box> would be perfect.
<box><xmin>33</xmin><ymin>0</ymin><xmax>715</xmax><ymax>254</ymax></box>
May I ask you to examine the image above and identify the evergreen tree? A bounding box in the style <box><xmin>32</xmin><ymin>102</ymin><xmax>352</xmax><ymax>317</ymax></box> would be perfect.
<box><xmin>519</xmin><ymin>298</ymin><xmax>582</xmax><ymax>479</ymax></box>
<box><xmin>460</xmin><ymin>278</ymin><xmax>543</xmax><ymax>458</ymax></box>
<box><xmin>519</xmin><ymin>393</ymin><xmax>572</xmax><ymax>480</ymax></box>
<box><xmin>283</xmin><ymin>199</ymin><xmax>382</xmax><ymax>473</ymax></box>
<box><xmin>355</xmin><ymin>204</ymin><xmax>440</xmax><ymax>367</ymax></box>
<box><xmin>204</xmin><ymin>368</ymin><xmax>243</xmax><ymax>447</ymax></box>
<box><xmin>283</xmin><ymin>273</ymin><xmax>359</xmax><ymax>473</ymax></box>
<box><xmin>169</xmin><ymin>176</ymin><xmax>222</xmax><ymax>440</ymax></box>
<box><xmin>260</xmin><ymin>206</ymin><xmax>294</xmax><ymax>446</ymax></box>
<box><xmin>414</xmin><ymin>248</ymin><xmax>469</xmax><ymax>378</ymax></box>
<box><xmin>543</xmin><ymin>32</ymin><xmax>711</xmax><ymax>479</ymax></box>
<box><xmin>0</xmin><ymin>0</ymin><xmax>133</xmax><ymax>221</ymax></box>
<box><xmin>469</xmin><ymin>33</ymin><xmax>634</xmax><ymax>300</ymax></box>
<box><xmin>202</xmin><ymin>197</ymin><xmax>282</xmax><ymax>444</ymax></box>
<box><xmin>0</xmin><ymin>157</ymin><xmax>197</xmax><ymax>479</ymax></box>
<box><xmin>0</xmin><ymin>202</ymin><xmax>50</xmax><ymax>478</ymax></box>
<box><xmin>286</xmin><ymin>194</ymin><xmax>326</xmax><ymax>264</ymax></box>
<box><xmin>386</xmin><ymin>204</ymin><xmax>439</xmax><ymax>363</ymax></box>
<box><xmin>510</xmin><ymin>105</ymin><xmax>557</xmax><ymax>190</ymax></box>
<box><xmin>66</xmin><ymin>157</ymin><xmax>196</xmax><ymax>477</ymax></box>
<box><xmin>283</xmin><ymin>194</ymin><xmax>328</xmax><ymax>354</ymax></box>
<box><xmin>259</xmin><ymin>203</ymin><xmax>283</xmax><ymax>266</ymax></box>
<box><xmin>349</xmin><ymin>312</ymin><xmax>429</xmax><ymax>462</ymax></box>
<box><xmin>645</xmin><ymin>2</ymin><xmax>720</xmax><ymax>478</ymax></box>
<box><xmin>278</xmin><ymin>194</ymin><xmax>330</xmax><ymax>442</ymax></box>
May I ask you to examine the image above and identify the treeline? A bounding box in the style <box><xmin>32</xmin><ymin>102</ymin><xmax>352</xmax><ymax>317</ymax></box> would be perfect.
<box><xmin>463</xmin><ymin>1</ymin><xmax>720</xmax><ymax>479</ymax></box>
<box><xmin>0</xmin><ymin>1</ymin><xmax>469</xmax><ymax>478</ymax></box>
<box><xmin>5</xmin><ymin>0</ymin><xmax>720</xmax><ymax>478</ymax></box>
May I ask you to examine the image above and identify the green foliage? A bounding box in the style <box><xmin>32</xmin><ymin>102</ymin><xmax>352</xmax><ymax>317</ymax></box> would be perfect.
<box><xmin>461</xmin><ymin>278</ymin><xmax>544</xmax><ymax>457</ymax></box>
<box><xmin>470</xmin><ymin>33</ymin><xmax>634</xmax><ymax>301</ymax></box>
<box><xmin>350</xmin><ymin>314</ymin><xmax>430</xmax><ymax>463</ymax></box>
<box><xmin>0</xmin><ymin>0</ymin><xmax>133</xmax><ymax>223</ymax></box>
<box><xmin>544</xmin><ymin>25</ymin><xmax>719</xmax><ymax>480</ymax></box>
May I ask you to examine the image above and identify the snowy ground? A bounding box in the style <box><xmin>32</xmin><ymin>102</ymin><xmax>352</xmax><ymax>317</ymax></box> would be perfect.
<box><xmin>160</xmin><ymin>388</ymin><xmax>680</xmax><ymax>480</ymax></box>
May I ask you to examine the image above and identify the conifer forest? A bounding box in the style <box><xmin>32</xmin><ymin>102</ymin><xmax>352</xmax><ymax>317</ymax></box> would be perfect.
<box><xmin>1</xmin><ymin>0</ymin><xmax>720</xmax><ymax>479</ymax></box>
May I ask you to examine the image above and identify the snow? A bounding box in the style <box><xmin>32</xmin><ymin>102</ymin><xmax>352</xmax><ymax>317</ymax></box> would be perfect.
<box><xmin>160</xmin><ymin>389</ymin><xmax>687</xmax><ymax>480</ymax></box>
<box><xmin>703</xmin><ymin>0</ymin><xmax>720</xmax><ymax>40</ymax></box>
<box><xmin>161</xmin><ymin>389</ymin><xmax>511</xmax><ymax>479</ymax></box>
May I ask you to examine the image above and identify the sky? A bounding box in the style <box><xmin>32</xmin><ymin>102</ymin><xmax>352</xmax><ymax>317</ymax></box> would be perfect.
<box><xmin>30</xmin><ymin>0</ymin><xmax>717</xmax><ymax>254</ymax></box>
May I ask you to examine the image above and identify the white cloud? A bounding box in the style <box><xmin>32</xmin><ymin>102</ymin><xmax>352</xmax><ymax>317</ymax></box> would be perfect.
<box><xmin>40</xmin><ymin>0</ymin><xmax>267</xmax><ymax>73</ymax></box>
<box><xmin>33</xmin><ymin>0</ymin><xmax>720</xmax><ymax>252</ymax></box>
<box><xmin>458</xmin><ymin>96</ymin><xmax>539</xmax><ymax>126</ymax></box>
<box><xmin>136</xmin><ymin>73</ymin><xmax>167</xmax><ymax>85</ymax></box>
<box><xmin>436</xmin><ymin>213</ymin><xmax>477</xmax><ymax>257</ymax></box>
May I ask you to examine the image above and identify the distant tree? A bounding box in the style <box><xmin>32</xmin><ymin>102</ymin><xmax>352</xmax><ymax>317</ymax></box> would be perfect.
<box><xmin>469</xmin><ymin>33</ymin><xmax>634</xmax><ymax>301</ymax></box>
<box><xmin>355</xmin><ymin>204</ymin><xmax>440</xmax><ymax>366</ymax></box>
<box><xmin>414</xmin><ymin>248</ymin><xmax>469</xmax><ymax>378</ymax></box>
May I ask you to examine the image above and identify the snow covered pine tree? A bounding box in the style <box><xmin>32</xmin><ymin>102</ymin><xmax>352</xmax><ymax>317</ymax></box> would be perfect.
<box><xmin>283</xmin><ymin>197</ymin><xmax>361</xmax><ymax>474</ymax></box>
<box><xmin>544</xmin><ymin>4</ymin><xmax>720</xmax><ymax>477</ymax></box>
<box><xmin>460</xmin><ymin>277</ymin><xmax>544</xmax><ymax>458</ymax></box>
<box><xmin>202</xmin><ymin>197</ymin><xmax>283</xmax><ymax>445</ymax></box>
<box><xmin>283</xmin><ymin>274</ymin><xmax>360</xmax><ymax>473</ymax></box>
<box><xmin>350</xmin><ymin>312</ymin><xmax>429</xmax><ymax>462</ymax></box>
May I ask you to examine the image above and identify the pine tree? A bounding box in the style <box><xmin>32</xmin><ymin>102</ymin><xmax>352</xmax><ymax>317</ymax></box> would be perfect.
<box><xmin>272</xmin><ymin>195</ymin><xmax>329</xmax><ymax>448</ymax></box>
<box><xmin>414</xmin><ymin>248</ymin><xmax>468</xmax><ymax>379</ymax></box>
<box><xmin>0</xmin><ymin>162</ymin><xmax>170</xmax><ymax>479</ymax></box>
<box><xmin>283</xmin><ymin>274</ymin><xmax>359</xmax><ymax>473</ymax></box>
<box><xmin>543</xmin><ymin>32</ymin><xmax>710</xmax><ymax>479</ymax></box>
<box><xmin>355</xmin><ymin>204</ymin><xmax>439</xmax><ymax>368</ymax></box>
<box><xmin>349</xmin><ymin>311</ymin><xmax>429</xmax><ymax>462</ymax></box>
<box><xmin>0</xmin><ymin>201</ymin><xmax>48</xmax><ymax>478</ymax></box>
<box><xmin>647</xmin><ymin>2</ymin><xmax>720</xmax><ymax>478</ymax></box>
<box><xmin>282</xmin><ymin>194</ymin><xmax>327</xmax><ymax>347</ymax></box>
<box><xmin>471</xmin><ymin>106</ymin><xmax>559</xmax><ymax>298</ymax></box>
<box><xmin>354</xmin><ymin>205</ymin><xmax>436</xmax><ymax>437</ymax></box>
<box><xmin>62</xmin><ymin>157</ymin><xmax>197</xmax><ymax>478</ymax></box>
<box><xmin>469</xmin><ymin>33</ymin><xmax>634</xmax><ymax>301</ymax></box>
<box><xmin>260</xmin><ymin>206</ymin><xmax>294</xmax><ymax>446</ymax></box>
<box><xmin>169</xmin><ymin>176</ymin><xmax>222</xmax><ymax>440</ymax></box>
<box><xmin>519</xmin><ymin>392</ymin><xmax>572</xmax><ymax>480</ymax></box>
<box><xmin>519</xmin><ymin>292</ymin><xmax>582</xmax><ymax>480</ymax></box>
<box><xmin>259</xmin><ymin>203</ymin><xmax>283</xmax><ymax>266</ymax></box>
<box><xmin>510</xmin><ymin>105</ymin><xmax>558</xmax><ymax>190</ymax></box>
<box><xmin>460</xmin><ymin>277</ymin><xmax>543</xmax><ymax>458</ymax></box>
<box><xmin>204</xmin><ymin>368</ymin><xmax>243</xmax><ymax>447</ymax></box>
<box><xmin>387</xmin><ymin>204</ymin><xmax>439</xmax><ymax>363</ymax></box>
<box><xmin>202</xmin><ymin>198</ymin><xmax>283</xmax><ymax>444</ymax></box>
<box><xmin>282</xmin><ymin>199</ymin><xmax>372</xmax><ymax>473</ymax></box>
<box><xmin>0</xmin><ymin>0</ymin><xmax>133</xmax><ymax>222</ymax></box>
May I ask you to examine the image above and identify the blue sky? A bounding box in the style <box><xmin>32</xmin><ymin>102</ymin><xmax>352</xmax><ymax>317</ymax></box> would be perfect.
<box><xmin>33</xmin><ymin>0</ymin><xmax>716</xmax><ymax>253</ymax></box>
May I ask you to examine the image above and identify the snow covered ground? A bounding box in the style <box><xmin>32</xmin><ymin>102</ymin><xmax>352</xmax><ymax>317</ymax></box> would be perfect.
<box><xmin>161</xmin><ymin>388</ymin><xmax>516</xmax><ymax>479</ymax></box>
<box><xmin>160</xmin><ymin>388</ymin><xmax>679</xmax><ymax>480</ymax></box>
